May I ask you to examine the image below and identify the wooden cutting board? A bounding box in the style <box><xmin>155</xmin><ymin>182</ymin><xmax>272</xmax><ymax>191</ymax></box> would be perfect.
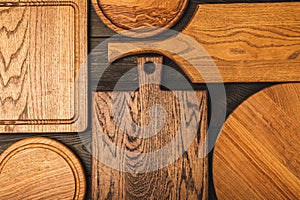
<box><xmin>91</xmin><ymin>0</ymin><xmax>189</xmax><ymax>37</ymax></box>
<box><xmin>0</xmin><ymin>137</ymin><xmax>86</xmax><ymax>199</ymax></box>
<box><xmin>108</xmin><ymin>3</ymin><xmax>300</xmax><ymax>83</ymax></box>
<box><xmin>0</xmin><ymin>0</ymin><xmax>87</xmax><ymax>133</ymax></box>
<box><xmin>92</xmin><ymin>57</ymin><xmax>208</xmax><ymax>199</ymax></box>
<box><xmin>213</xmin><ymin>83</ymin><xmax>300</xmax><ymax>199</ymax></box>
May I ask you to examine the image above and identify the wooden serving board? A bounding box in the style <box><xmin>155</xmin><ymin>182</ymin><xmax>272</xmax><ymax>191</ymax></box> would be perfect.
<box><xmin>213</xmin><ymin>83</ymin><xmax>300</xmax><ymax>199</ymax></box>
<box><xmin>0</xmin><ymin>137</ymin><xmax>86</xmax><ymax>199</ymax></box>
<box><xmin>109</xmin><ymin>2</ymin><xmax>300</xmax><ymax>83</ymax></box>
<box><xmin>91</xmin><ymin>0</ymin><xmax>189</xmax><ymax>37</ymax></box>
<box><xmin>0</xmin><ymin>0</ymin><xmax>87</xmax><ymax>133</ymax></box>
<box><xmin>92</xmin><ymin>57</ymin><xmax>208</xmax><ymax>199</ymax></box>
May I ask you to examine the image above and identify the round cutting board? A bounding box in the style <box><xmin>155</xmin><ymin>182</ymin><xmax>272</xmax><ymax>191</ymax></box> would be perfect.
<box><xmin>92</xmin><ymin>0</ymin><xmax>189</xmax><ymax>37</ymax></box>
<box><xmin>0</xmin><ymin>137</ymin><xmax>86</xmax><ymax>200</ymax></box>
<box><xmin>213</xmin><ymin>83</ymin><xmax>300</xmax><ymax>199</ymax></box>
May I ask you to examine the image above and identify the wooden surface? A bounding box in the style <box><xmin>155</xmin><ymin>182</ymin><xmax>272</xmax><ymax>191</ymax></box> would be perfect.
<box><xmin>0</xmin><ymin>0</ymin><xmax>87</xmax><ymax>133</ymax></box>
<box><xmin>183</xmin><ymin>3</ymin><xmax>300</xmax><ymax>82</ymax></box>
<box><xmin>108</xmin><ymin>2</ymin><xmax>300</xmax><ymax>83</ymax></box>
<box><xmin>0</xmin><ymin>1</ymin><xmax>296</xmax><ymax>200</ymax></box>
<box><xmin>92</xmin><ymin>57</ymin><xmax>208</xmax><ymax>199</ymax></box>
<box><xmin>0</xmin><ymin>137</ymin><xmax>86</xmax><ymax>199</ymax></box>
<box><xmin>91</xmin><ymin>0</ymin><xmax>189</xmax><ymax>37</ymax></box>
<box><xmin>0</xmin><ymin>133</ymin><xmax>92</xmax><ymax>200</ymax></box>
<box><xmin>213</xmin><ymin>83</ymin><xmax>300</xmax><ymax>199</ymax></box>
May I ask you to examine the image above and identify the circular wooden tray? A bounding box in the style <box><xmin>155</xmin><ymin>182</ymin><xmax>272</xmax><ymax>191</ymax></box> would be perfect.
<box><xmin>0</xmin><ymin>137</ymin><xmax>86</xmax><ymax>200</ymax></box>
<box><xmin>92</xmin><ymin>0</ymin><xmax>189</xmax><ymax>38</ymax></box>
<box><xmin>213</xmin><ymin>83</ymin><xmax>300</xmax><ymax>199</ymax></box>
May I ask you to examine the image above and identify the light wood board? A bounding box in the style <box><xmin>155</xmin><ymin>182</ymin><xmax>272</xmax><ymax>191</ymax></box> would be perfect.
<box><xmin>108</xmin><ymin>3</ymin><xmax>300</xmax><ymax>83</ymax></box>
<box><xmin>0</xmin><ymin>0</ymin><xmax>87</xmax><ymax>133</ymax></box>
<box><xmin>91</xmin><ymin>0</ymin><xmax>189</xmax><ymax>37</ymax></box>
<box><xmin>213</xmin><ymin>83</ymin><xmax>300</xmax><ymax>199</ymax></box>
<box><xmin>92</xmin><ymin>57</ymin><xmax>208</xmax><ymax>199</ymax></box>
<box><xmin>0</xmin><ymin>137</ymin><xmax>86</xmax><ymax>199</ymax></box>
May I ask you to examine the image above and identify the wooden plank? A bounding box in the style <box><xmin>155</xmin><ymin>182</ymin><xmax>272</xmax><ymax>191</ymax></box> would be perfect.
<box><xmin>90</xmin><ymin>38</ymin><xmax>272</xmax><ymax>117</ymax></box>
<box><xmin>91</xmin><ymin>0</ymin><xmax>189</xmax><ymax>38</ymax></box>
<box><xmin>0</xmin><ymin>137</ymin><xmax>86</xmax><ymax>199</ymax></box>
<box><xmin>183</xmin><ymin>3</ymin><xmax>300</xmax><ymax>82</ymax></box>
<box><xmin>89</xmin><ymin>38</ymin><xmax>208</xmax><ymax>91</ymax></box>
<box><xmin>92</xmin><ymin>57</ymin><xmax>208</xmax><ymax>199</ymax></box>
<box><xmin>0</xmin><ymin>0</ymin><xmax>87</xmax><ymax>133</ymax></box>
<box><xmin>213</xmin><ymin>83</ymin><xmax>300</xmax><ymax>199</ymax></box>
<box><xmin>108</xmin><ymin>2</ymin><xmax>300</xmax><ymax>83</ymax></box>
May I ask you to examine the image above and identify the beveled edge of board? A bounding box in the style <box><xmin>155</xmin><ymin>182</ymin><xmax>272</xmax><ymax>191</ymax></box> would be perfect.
<box><xmin>0</xmin><ymin>137</ymin><xmax>86</xmax><ymax>200</ymax></box>
<box><xmin>0</xmin><ymin>0</ymin><xmax>88</xmax><ymax>133</ymax></box>
<box><xmin>91</xmin><ymin>0</ymin><xmax>189</xmax><ymax>38</ymax></box>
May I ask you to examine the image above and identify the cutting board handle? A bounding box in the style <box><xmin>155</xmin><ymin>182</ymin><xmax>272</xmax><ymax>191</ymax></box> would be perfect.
<box><xmin>137</xmin><ymin>56</ymin><xmax>163</xmax><ymax>90</ymax></box>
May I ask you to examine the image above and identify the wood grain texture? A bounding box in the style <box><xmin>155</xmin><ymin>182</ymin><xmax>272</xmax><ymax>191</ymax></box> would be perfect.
<box><xmin>0</xmin><ymin>0</ymin><xmax>87</xmax><ymax>133</ymax></box>
<box><xmin>92</xmin><ymin>57</ymin><xmax>208</xmax><ymax>199</ymax></box>
<box><xmin>90</xmin><ymin>0</ymin><xmax>296</xmax><ymax>38</ymax></box>
<box><xmin>183</xmin><ymin>3</ymin><xmax>300</xmax><ymax>82</ymax></box>
<box><xmin>213</xmin><ymin>83</ymin><xmax>300</xmax><ymax>199</ymax></box>
<box><xmin>0</xmin><ymin>137</ymin><xmax>86</xmax><ymax>200</ymax></box>
<box><xmin>91</xmin><ymin>0</ymin><xmax>189</xmax><ymax>37</ymax></box>
<box><xmin>108</xmin><ymin>2</ymin><xmax>300</xmax><ymax>83</ymax></box>
<box><xmin>0</xmin><ymin>133</ymin><xmax>92</xmax><ymax>200</ymax></box>
<box><xmin>0</xmin><ymin>2</ymin><xmax>290</xmax><ymax>200</ymax></box>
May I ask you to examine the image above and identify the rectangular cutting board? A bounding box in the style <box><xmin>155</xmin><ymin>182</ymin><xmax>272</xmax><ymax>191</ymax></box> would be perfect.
<box><xmin>0</xmin><ymin>0</ymin><xmax>87</xmax><ymax>133</ymax></box>
<box><xmin>92</xmin><ymin>57</ymin><xmax>209</xmax><ymax>199</ymax></box>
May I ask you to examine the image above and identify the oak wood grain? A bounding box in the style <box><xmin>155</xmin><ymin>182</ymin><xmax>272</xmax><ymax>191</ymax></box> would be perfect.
<box><xmin>108</xmin><ymin>2</ymin><xmax>300</xmax><ymax>83</ymax></box>
<box><xmin>92</xmin><ymin>57</ymin><xmax>208</xmax><ymax>199</ymax></box>
<box><xmin>91</xmin><ymin>0</ymin><xmax>189</xmax><ymax>37</ymax></box>
<box><xmin>0</xmin><ymin>0</ymin><xmax>87</xmax><ymax>133</ymax></box>
<box><xmin>0</xmin><ymin>137</ymin><xmax>86</xmax><ymax>200</ymax></box>
<box><xmin>213</xmin><ymin>83</ymin><xmax>300</xmax><ymax>199</ymax></box>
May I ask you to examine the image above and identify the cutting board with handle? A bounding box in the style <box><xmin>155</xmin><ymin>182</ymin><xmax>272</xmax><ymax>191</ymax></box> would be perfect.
<box><xmin>92</xmin><ymin>56</ymin><xmax>208</xmax><ymax>199</ymax></box>
<box><xmin>0</xmin><ymin>0</ymin><xmax>87</xmax><ymax>133</ymax></box>
<box><xmin>213</xmin><ymin>83</ymin><xmax>300</xmax><ymax>199</ymax></box>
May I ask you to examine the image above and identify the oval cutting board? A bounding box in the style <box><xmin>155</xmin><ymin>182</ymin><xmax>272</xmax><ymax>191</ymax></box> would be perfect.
<box><xmin>0</xmin><ymin>137</ymin><xmax>86</xmax><ymax>200</ymax></box>
<box><xmin>92</xmin><ymin>0</ymin><xmax>189</xmax><ymax>37</ymax></box>
<box><xmin>213</xmin><ymin>83</ymin><xmax>300</xmax><ymax>199</ymax></box>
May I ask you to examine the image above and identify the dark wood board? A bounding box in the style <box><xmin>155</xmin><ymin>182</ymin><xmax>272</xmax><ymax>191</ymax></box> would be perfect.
<box><xmin>92</xmin><ymin>57</ymin><xmax>208</xmax><ymax>199</ymax></box>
